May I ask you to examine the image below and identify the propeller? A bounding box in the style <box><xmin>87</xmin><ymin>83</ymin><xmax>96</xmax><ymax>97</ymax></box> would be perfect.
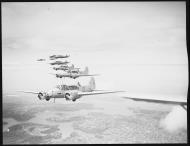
<box><xmin>38</xmin><ymin>92</ymin><xmax>43</xmax><ymax>100</ymax></box>
<box><xmin>65</xmin><ymin>93</ymin><xmax>71</xmax><ymax>100</ymax></box>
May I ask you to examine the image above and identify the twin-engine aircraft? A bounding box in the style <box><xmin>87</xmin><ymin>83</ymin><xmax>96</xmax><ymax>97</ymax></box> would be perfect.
<box><xmin>50</xmin><ymin>60</ymin><xmax>70</xmax><ymax>65</ymax></box>
<box><xmin>53</xmin><ymin>64</ymin><xmax>80</xmax><ymax>71</ymax></box>
<box><xmin>49</xmin><ymin>54</ymin><xmax>70</xmax><ymax>60</ymax></box>
<box><xmin>20</xmin><ymin>77</ymin><xmax>123</xmax><ymax>102</ymax></box>
<box><xmin>37</xmin><ymin>58</ymin><xmax>46</xmax><ymax>61</ymax></box>
<box><xmin>53</xmin><ymin>66</ymin><xmax>69</xmax><ymax>71</ymax></box>
<box><xmin>50</xmin><ymin>67</ymin><xmax>99</xmax><ymax>79</ymax></box>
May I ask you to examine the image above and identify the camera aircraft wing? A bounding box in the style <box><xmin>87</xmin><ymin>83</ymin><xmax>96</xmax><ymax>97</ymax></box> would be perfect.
<box><xmin>122</xmin><ymin>96</ymin><xmax>187</xmax><ymax>105</ymax></box>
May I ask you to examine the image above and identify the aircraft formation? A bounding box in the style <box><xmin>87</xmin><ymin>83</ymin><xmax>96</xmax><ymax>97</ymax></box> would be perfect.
<box><xmin>26</xmin><ymin>54</ymin><xmax>123</xmax><ymax>102</ymax></box>
<box><xmin>26</xmin><ymin>54</ymin><xmax>187</xmax><ymax>108</ymax></box>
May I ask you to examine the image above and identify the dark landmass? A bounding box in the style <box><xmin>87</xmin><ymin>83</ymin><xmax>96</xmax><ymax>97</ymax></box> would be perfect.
<box><xmin>46</xmin><ymin>116</ymin><xmax>85</xmax><ymax>123</ymax></box>
<box><xmin>3</xmin><ymin>121</ymin><xmax>8</xmax><ymax>125</ymax></box>
<box><xmin>3</xmin><ymin>101</ymin><xmax>187</xmax><ymax>144</ymax></box>
<box><xmin>58</xmin><ymin>132</ymin><xmax>88</xmax><ymax>144</ymax></box>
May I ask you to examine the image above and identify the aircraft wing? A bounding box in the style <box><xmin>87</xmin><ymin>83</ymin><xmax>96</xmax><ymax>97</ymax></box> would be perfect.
<box><xmin>78</xmin><ymin>74</ymin><xmax>100</xmax><ymax>77</ymax></box>
<box><xmin>78</xmin><ymin>91</ymin><xmax>124</xmax><ymax>96</ymax></box>
<box><xmin>49</xmin><ymin>73</ymin><xmax>68</xmax><ymax>77</ymax></box>
<box><xmin>122</xmin><ymin>96</ymin><xmax>187</xmax><ymax>105</ymax></box>
<box><xmin>61</xmin><ymin>74</ymin><xmax>70</xmax><ymax>77</ymax></box>
<box><xmin>17</xmin><ymin>91</ymin><xmax>39</xmax><ymax>94</ymax></box>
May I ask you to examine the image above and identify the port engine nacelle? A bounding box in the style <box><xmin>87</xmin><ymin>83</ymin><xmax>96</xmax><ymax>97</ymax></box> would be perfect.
<box><xmin>64</xmin><ymin>92</ymin><xmax>81</xmax><ymax>101</ymax></box>
<box><xmin>37</xmin><ymin>92</ymin><xmax>51</xmax><ymax>101</ymax></box>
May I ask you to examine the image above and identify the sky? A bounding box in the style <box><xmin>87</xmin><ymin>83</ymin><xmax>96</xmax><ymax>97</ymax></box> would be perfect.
<box><xmin>2</xmin><ymin>2</ymin><xmax>188</xmax><ymax>102</ymax></box>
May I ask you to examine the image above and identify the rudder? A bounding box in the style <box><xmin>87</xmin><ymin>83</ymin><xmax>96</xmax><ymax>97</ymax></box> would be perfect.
<box><xmin>89</xmin><ymin>77</ymin><xmax>95</xmax><ymax>90</ymax></box>
<box><xmin>83</xmin><ymin>67</ymin><xmax>89</xmax><ymax>75</ymax></box>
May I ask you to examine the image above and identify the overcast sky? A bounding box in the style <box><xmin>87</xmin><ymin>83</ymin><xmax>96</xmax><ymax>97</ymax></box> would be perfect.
<box><xmin>2</xmin><ymin>2</ymin><xmax>188</xmax><ymax>102</ymax></box>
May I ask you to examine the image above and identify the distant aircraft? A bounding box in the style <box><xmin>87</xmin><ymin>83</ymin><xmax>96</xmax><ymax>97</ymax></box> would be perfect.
<box><xmin>122</xmin><ymin>96</ymin><xmax>187</xmax><ymax>110</ymax></box>
<box><xmin>50</xmin><ymin>60</ymin><xmax>69</xmax><ymax>65</ymax></box>
<box><xmin>37</xmin><ymin>59</ymin><xmax>46</xmax><ymax>61</ymax></box>
<box><xmin>52</xmin><ymin>64</ymin><xmax>79</xmax><ymax>71</ymax></box>
<box><xmin>60</xmin><ymin>65</ymin><xmax>69</xmax><ymax>68</ymax></box>
<box><xmin>49</xmin><ymin>72</ymin><xmax>99</xmax><ymax>79</ymax></box>
<box><xmin>53</xmin><ymin>66</ymin><xmax>69</xmax><ymax>71</ymax></box>
<box><xmin>50</xmin><ymin>67</ymin><xmax>98</xmax><ymax>79</ymax></box>
<box><xmin>49</xmin><ymin>54</ymin><xmax>70</xmax><ymax>60</ymax></box>
<box><xmin>19</xmin><ymin>77</ymin><xmax>123</xmax><ymax>102</ymax></box>
<box><xmin>49</xmin><ymin>55</ymin><xmax>56</xmax><ymax>58</ymax></box>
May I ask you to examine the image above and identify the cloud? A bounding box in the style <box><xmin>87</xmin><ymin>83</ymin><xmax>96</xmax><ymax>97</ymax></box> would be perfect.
<box><xmin>159</xmin><ymin>105</ymin><xmax>187</xmax><ymax>133</ymax></box>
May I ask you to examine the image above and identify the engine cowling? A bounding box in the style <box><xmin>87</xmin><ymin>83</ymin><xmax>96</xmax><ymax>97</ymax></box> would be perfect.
<box><xmin>71</xmin><ymin>75</ymin><xmax>77</xmax><ymax>79</ymax></box>
<box><xmin>38</xmin><ymin>92</ymin><xmax>50</xmax><ymax>101</ymax></box>
<box><xmin>65</xmin><ymin>92</ymin><xmax>80</xmax><ymax>101</ymax></box>
<box><xmin>65</xmin><ymin>93</ymin><xmax>71</xmax><ymax>100</ymax></box>
<box><xmin>38</xmin><ymin>92</ymin><xmax>43</xmax><ymax>100</ymax></box>
<box><xmin>45</xmin><ymin>97</ymin><xmax>51</xmax><ymax>101</ymax></box>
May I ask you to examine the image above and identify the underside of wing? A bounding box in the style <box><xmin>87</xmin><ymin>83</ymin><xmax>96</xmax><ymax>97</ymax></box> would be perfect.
<box><xmin>17</xmin><ymin>91</ymin><xmax>39</xmax><ymax>94</ymax></box>
<box><xmin>122</xmin><ymin>96</ymin><xmax>187</xmax><ymax>105</ymax></box>
<box><xmin>78</xmin><ymin>91</ymin><xmax>124</xmax><ymax>96</ymax></box>
<box><xmin>79</xmin><ymin>74</ymin><xmax>99</xmax><ymax>77</ymax></box>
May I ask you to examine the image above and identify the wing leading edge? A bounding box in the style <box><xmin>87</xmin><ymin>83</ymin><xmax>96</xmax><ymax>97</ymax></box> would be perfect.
<box><xmin>17</xmin><ymin>91</ymin><xmax>39</xmax><ymax>94</ymax></box>
<box><xmin>78</xmin><ymin>91</ymin><xmax>124</xmax><ymax>96</ymax></box>
<box><xmin>78</xmin><ymin>74</ymin><xmax>100</xmax><ymax>77</ymax></box>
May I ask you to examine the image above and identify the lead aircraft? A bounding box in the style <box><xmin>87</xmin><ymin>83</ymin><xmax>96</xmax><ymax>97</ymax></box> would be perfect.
<box><xmin>19</xmin><ymin>77</ymin><xmax>123</xmax><ymax>102</ymax></box>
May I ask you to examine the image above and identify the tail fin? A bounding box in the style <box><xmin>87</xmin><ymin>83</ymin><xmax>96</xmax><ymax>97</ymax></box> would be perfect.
<box><xmin>89</xmin><ymin>77</ymin><xmax>95</xmax><ymax>90</ymax></box>
<box><xmin>77</xmin><ymin>82</ymin><xmax>82</xmax><ymax>91</ymax></box>
<box><xmin>77</xmin><ymin>77</ymin><xmax>95</xmax><ymax>92</ymax></box>
<box><xmin>71</xmin><ymin>64</ymin><xmax>74</xmax><ymax>69</ymax></box>
<box><xmin>77</xmin><ymin>82</ymin><xmax>81</xmax><ymax>87</ymax></box>
<box><xmin>82</xmin><ymin>67</ymin><xmax>89</xmax><ymax>75</ymax></box>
